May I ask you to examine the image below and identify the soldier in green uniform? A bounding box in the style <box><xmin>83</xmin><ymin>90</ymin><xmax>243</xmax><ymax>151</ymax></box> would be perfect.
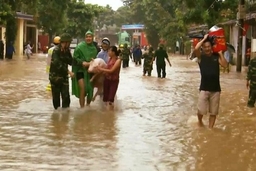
<box><xmin>118</xmin><ymin>44</ymin><xmax>123</xmax><ymax>55</ymax></box>
<box><xmin>246</xmin><ymin>57</ymin><xmax>256</xmax><ymax>107</ymax></box>
<box><xmin>49</xmin><ymin>33</ymin><xmax>86</xmax><ymax>110</ymax></box>
<box><xmin>154</xmin><ymin>44</ymin><xmax>172</xmax><ymax>78</ymax></box>
<box><xmin>142</xmin><ymin>47</ymin><xmax>154</xmax><ymax>76</ymax></box>
<box><xmin>120</xmin><ymin>43</ymin><xmax>131</xmax><ymax>68</ymax></box>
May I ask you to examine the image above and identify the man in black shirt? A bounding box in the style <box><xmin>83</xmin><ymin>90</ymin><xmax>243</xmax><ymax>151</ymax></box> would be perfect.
<box><xmin>194</xmin><ymin>34</ymin><xmax>227</xmax><ymax>128</ymax></box>
<box><xmin>154</xmin><ymin>44</ymin><xmax>172</xmax><ymax>78</ymax></box>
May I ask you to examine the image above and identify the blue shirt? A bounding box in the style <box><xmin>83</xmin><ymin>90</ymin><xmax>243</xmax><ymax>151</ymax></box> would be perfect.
<box><xmin>224</xmin><ymin>50</ymin><xmax>230</xmax><ymax>62</ymax></box>
<box><xmin>96</xmin><ymin>50</ymin><xmax>109</xmax><ymax>63</ymax></box>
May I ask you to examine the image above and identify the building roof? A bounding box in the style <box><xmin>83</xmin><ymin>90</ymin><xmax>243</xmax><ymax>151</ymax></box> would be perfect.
<box><xmin>188</xmin><ymin>12</ymin><xmax>256</xmax><ymax>34</ymax></box>
<box><xmin>188</xmin><ymin>24</ymin><xmax>208</xmax><ymax>34</ymax></box>
<box><xmin>16</xmin><ymin>12</ymin><xmax>33</xmax><ymax>21</ymax></box>
<box><xmin>217</xmin><ymin>20</ymin><xmax>237</xmax><ymax>26</ymax></box>
<box><xmin>218</xmin><ymin>12</ymin><xmax>256</xmax><ymax>26</ymax></box>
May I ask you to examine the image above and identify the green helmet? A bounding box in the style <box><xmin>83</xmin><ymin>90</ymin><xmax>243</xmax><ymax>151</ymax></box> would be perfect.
<box><xmin>60</xmin><ymin>33</ymin><xmax>72</xmax><ymax>42</ymax></box>
<box><xmin>85</xmin><ymin>30</ymin><xmax>94</xmax><ymax>36</ymax></box>
<box><xmin>159</xmin><ymin>44</ymin><xmax>164</xmax><ymax>48</ymax></box>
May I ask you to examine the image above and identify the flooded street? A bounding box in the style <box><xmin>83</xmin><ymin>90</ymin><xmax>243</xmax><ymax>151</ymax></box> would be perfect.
<box><xmin>0</xmin><ymin>55</ymin><xmax>255</xmax><ymax>171</ymax></box>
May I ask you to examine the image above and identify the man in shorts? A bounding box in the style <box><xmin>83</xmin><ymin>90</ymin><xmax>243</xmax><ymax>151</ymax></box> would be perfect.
<box><xmin>194</xmin><ymin>34</ymin><xmax>228</xmax><ymax>128</ymax></box>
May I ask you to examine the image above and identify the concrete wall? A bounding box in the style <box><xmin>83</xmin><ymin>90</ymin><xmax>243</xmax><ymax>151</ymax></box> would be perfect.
<box><xmin>0</xmin><ymin>27</ymin><xmax>6</xmax><ymax>58</ymax></box>
<box><xmin>229</xmin><ymin>25</ymin><xmax>247</xmax><ymax>65</ymax></box>
<box><xmin>14</xmin><ymin>18</ymin><xmax>24</xmax><ymax>55</ymax></box>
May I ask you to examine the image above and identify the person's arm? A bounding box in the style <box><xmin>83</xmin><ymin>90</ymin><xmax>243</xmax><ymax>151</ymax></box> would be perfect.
<box><xmin>150</xmin><ymin>53</ymin><xmax>155</xmax><ymax>64</ymax></box>
<box><xmin>218</xmin><ymin>51</ymin><xmax>228</xmax><ymax>68</ymax></box>
<box><xmin>96</xmin><ymin>51</ymin><xmax>100</xmax><ymax>58</ymax></box>
<box><xmin>194</xmin><ymin>34</ymin><xmax>208</xmax><ymax>59</ymax></box>
<box><xmin>246</xmin><ymin>60</ymin><xmax>252</xmax><ymax>89</ymax></box>
<box><xmin>72</xmin><ymin>48</ymin><xmax>89</xmax><ymax>67</ymax></box>
<box><xmin>68</xmin><ymin>69</ymin><xmax>74</xmax><ymax>78</ymax></box>
<box><xmin>99</xmin><ymin>59</ymin><xmax>121</xmax><ymax>73</ymax></box>
<box><xmin>164</xmin><ymin>51</ymin><xmax>172</xmax><ymax>66</ymax></box>
<box><xmin>49</xmin><ymin>50</ymin><xmax>59</xmax><ymax>74</ymax></box>
<box><xmin>129</xmin><ymin>50</ymin><xmax>132</xmax><ymax>59</ymax></box>
<box><xmin>153</xmin><ymin>50</ymin><xmax>158</xmax><ymax>61</ymax></box>
<box><xmin>141</xmin><ymin>53</ymin><xmax>146</xmax><ymax>59</ymax></box>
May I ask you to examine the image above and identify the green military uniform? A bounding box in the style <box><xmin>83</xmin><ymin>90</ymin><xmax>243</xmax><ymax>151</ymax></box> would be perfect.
<box><xmin>49</xmin><ymin>33</ymin><xmax>83</xmax><ymax>110</ymax></box>
<box><xmin>120</xmin><ymin>44</ymin><xmax>131</xmax><ymax>68</ymax></box>
<box><xmin>247</xmin><ymin>58</ymin><xmax>256</xmax><ymax>107</ymax></box>
<box><xmin>154</xmin><ymin>45</ymin><xmax>168</xmax><ymax>78</ymax></box>
<box><xmin>142</xmin><ymin>47</ymin><xmax>154</xmax><ymax>76</ymax></box>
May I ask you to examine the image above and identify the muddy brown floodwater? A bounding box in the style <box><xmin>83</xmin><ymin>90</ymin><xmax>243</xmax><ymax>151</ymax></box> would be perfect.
<box><xmin>0</xmin><ymin>55</ymin><xmax>255</xmax><ymax>171</ymax></box>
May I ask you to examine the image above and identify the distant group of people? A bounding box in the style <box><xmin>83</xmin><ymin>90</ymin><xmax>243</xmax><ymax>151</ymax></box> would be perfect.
<box><xmin>118</xmin><ymin>43</ymin><xmax>172</xmax><ymax>78</ymax></box>
<box><xmin>0</xmin><ymin>40</ymin><xmax>34</xmax><ymax>60</ymax></box>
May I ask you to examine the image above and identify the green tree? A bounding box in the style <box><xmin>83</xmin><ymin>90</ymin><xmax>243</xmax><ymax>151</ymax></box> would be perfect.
<box><xmin>37</xmin><ymin>0</ymin><xmax>69</xmax><ymax>46</ymax></box>
<box><xmin>114</xmin><ymin>6</ymin><xmax>133</xmax><ymax>27</ymax></box>
<box><xmin>64</xmin><ymin>1</ymin><xmax>104</xmax><ymax>38</ymax></box>
<box><xmin>184</xmin><ymin>0</ymin><xmax>238</xmax><ymax>27</ymax></box>
<box><xmin>123</xmin><ymin>0</ymin><xmax>187</xmax><ymax>48</ymax></box>
<box><xmin>1</xmin><ymin>0</ymin><xmax>38</xmax><ymax>46</ymax></box>
<box><xmin>0</xmin><ymin>1</ymin><xmax>12</xmax><ymax>26</ymax></box>
<box><xmin>95</xmin><ymin>5</ymin><xmax>115</xmax><ymax>30</ymax></box>
<box><xmin>123</xmin><ymin>0</ymin><xmax>161</xmax><ymax>48</ymax></box>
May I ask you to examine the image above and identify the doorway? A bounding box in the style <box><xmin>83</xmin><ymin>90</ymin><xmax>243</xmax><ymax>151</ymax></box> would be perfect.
<box><xmin>26</xmin><ymin>26</ymin><xmax>36</xmax><ymax>53</ymax></box>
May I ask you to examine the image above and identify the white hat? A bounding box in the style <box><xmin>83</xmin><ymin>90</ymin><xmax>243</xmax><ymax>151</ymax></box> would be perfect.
<box><xmin>102</xmin><ymin>37</ymin><xmax>110</xmax><ymax>45</ymax></box>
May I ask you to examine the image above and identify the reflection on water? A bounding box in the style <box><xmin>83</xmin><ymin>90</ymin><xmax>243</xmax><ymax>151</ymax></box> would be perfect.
<box><xmin>0</xmin><ymin>56</ymin><xmax>255</xmax><ymax>170</ymax></box>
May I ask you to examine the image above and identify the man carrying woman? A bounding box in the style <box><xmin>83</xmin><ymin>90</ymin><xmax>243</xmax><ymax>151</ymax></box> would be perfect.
<box><xmin>72</xmin><ymin>30</ymin><xmax>98</xmax><ymax>108</ymax></box>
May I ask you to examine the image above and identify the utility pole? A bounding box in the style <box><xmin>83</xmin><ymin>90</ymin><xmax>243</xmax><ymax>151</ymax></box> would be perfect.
<box><xmin>236</xmin><ymin>0</ymin><xmax>246</xmax><ymax>72</ymax></box>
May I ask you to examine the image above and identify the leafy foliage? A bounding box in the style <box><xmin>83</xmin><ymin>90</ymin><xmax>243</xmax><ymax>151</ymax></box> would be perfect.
<box><xmin>184</xmin><ymin>0</ymin><xmax>239</xmax><ymax>26</ymax></box>
<box><xmin>37</xmin><ymin>0</ymin><xmax>69</xmax><ymax>39</ymax></box>
<box><xmin>95</xmin><ymin>5</ymin><xmax>115</xmax><ymax>30</ymax></box>
<box><xmin>114</xmin><ymin>6</ymin><xmax>133</xmax><ymax>27</ymax></box>
<box><xmin>64</xmin><ymin>1</ymin><xmax>104</xmax><ymax>38</ymax></box>
<box><xmin>0</xmin><ymin>0</ymin><xmax>38</xmax><ymax>44</ymax></box>
<box><xmin>0</xmin><ymin>1</ymin><xmax>12</xmax><ymax>26</ymax></box>
<box><xmin>0</xmin><ymin>0</ymin><xmax>244</xmax><ymax>49</ymax></box>
<box><xmin>122</xmin><ymin>0</ymin><xmax>188</xmax><ymax>48</ymax></box>
<box><xmin>119</xmin><ymin>0</ymin><xmax>240</xmax><ymax>48</ymax></box>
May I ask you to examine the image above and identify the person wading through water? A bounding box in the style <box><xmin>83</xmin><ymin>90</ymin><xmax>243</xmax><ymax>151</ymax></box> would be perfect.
<box><xmin>46</xmin><ymin>36</ymin><xmax>61</xmax><ymax>91</ymax></box>
<box><xmin>96</xmin><ymin>46</ymin><xmax>122</xmax><ymax>110</ymax></box>
<box><xmin>142</xmin><ymin>47</ymin><xmax>154</xmax><ymax>76</ymax></box>
<box><xmin>120</xmin><ymin>43</ymin><xmax>132</xmax><ymax>68</ymax></box>
<box><xmin>154</xmin><ymin>44</ymin><xmax>171</xmax><ymax>78</ymax></box>
<box><xmin>72</xmin><ymin>30</ymin><xmax>98</xmax><ymax>108</ymax></box>
<box><xmin>49</xmin><ymin>33</ymin><xmax>87</xmax><ymax>110</ymax></box>
<box><xmin>97</xmin><ymin>37</ymin><xmax>110</xmax><ymax>63</ymax></box>
<box><xmin>194</xmin><ymin>34</ymin><xmax>227</xmax><ymax>128</ymax></box>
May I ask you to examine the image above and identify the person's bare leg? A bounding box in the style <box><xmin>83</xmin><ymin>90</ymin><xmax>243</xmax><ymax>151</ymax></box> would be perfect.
<box><xmin>197</xmin><ymin>113</ymin><xmax>204</xmax><ymax>127</ymax></box>
<box><xmin>209</xmin><ymin>115</ymin><xmax>216</xmax><ymax>128</ymax></box>
<box><xmin>78</xmin><ymin>79</ymin><xmax>85</xmax><ymax>108</ymax></box>
<box><xmin>90</xmin><ymin>73</ymin><xmax>99</xmax><ymax>82</ymax></box>
<box><xmin>227</xmin><ymin>63</ymin><xmax>230</xmax><ymax>73</ymax></box>
<box><xmin>108</xmin><ymin>102</ymin><xmax>114</xmax><ymax>110</ymax></box>
<box><xmin>223</xmin><ymin>67</ymin><xmax>226</xmax><ymax>73</ymax></box>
